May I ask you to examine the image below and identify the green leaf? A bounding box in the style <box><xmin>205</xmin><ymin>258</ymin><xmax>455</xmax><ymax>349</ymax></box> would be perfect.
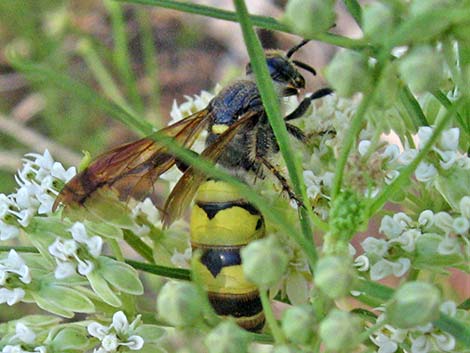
<box><xmin>97</xmin><ymin>257</ymin><xmax>144</xmax><ymax>295</ymax></box>
<box><xmin>36</xmin><ymin>282</ymin><xmax>95</xmax><ymax>314</ymax></box>
<box><xmin>343</xmin><ymin>0</ymin><xmax>362</xmax><ymax>26</ymax></box>
<box><xmin>134</xmin><ymin>324</ymin><xmax>166</xmax><ymax>343</ymax></box>
<box><xmin>434</xmin><ymin>313</ymin><xmax>470</xmax><ymax>347</ymax></box>
<box><xmin>51</xmin><ymin>326</ymin><xmax>90</xmax><ymax>351</ymax></box>
<box><xmin>435</xmin><ymin>167</ymin><xmax>470</xmax><ymax>210</ymax></box>
<box><xmin>85</xmin><ymin>220</ymin><xmax>124</xmax><ymax>240</ymax></box>
<box><xmin>87</xmin><ymin>270</ymin><xmax>122</xmax><ymax>307</ymax></box>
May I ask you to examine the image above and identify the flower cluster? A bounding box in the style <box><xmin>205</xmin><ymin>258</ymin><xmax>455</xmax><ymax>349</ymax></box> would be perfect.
<box><xmin>355</xmin><ymin>195</ymin><xmax>470</xmax><ymax>281</ymax></box>
<box><xmin>0</xmin><ymin>250</ymin><xmax>31</xmax><ymax>305</ymax></box>
<box><xmin>48</xmin><ymin>222</ymin><xmax>103</xmax><ymax>279</ymax></box>
<box><xmin>88</xmin><ymin>311</ymin><xmax>144</xmax><ymax>353</ymax></box>
<box><xmin>0</xmin><ymin>150</ymin><xmax>76</xmax><ymax>241</ymax></box>
<box><xmin>1</xmin><ymin>322</ymin><xmax>46</xmax><ymax>353</ymax></box>
<box><xmin>371</xmin><ymin>301</ymin><xmax>458</xmax><ymax>353</ymax></box>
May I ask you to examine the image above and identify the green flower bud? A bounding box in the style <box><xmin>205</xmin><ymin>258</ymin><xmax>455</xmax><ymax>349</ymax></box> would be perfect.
<box><xmin>362</xmin><ymin>3</ymin><xmax>395</xmax><ymax>44</ymax></box>
<box><xmin>241</xmin><ymin>236</ymin><xmax>288</xmax><ymax>288</ymax></box>
<box><xmin>329</xmin><ymin>190</ymin><xmax>366</xmax><ymax>243</ymax></box>
<box><xmin>324</xmin><ymin>50</ymin><xmax>373</xmax><ymax>98</ymax></box>
<box><xmin>281</xmin><ymin>305</ymin><xmax>316</xmax><ymax>344</ymax></box>
<box><xmin>283</xmin><ymin>0</ymin><xmax>336</xmax><ymax>36</ymax></box>
<box><xmin>386</xmin><ymin>281</ymin><xmax>441</xmax><ymax>329</ymax></box>
<box><xmin>156</xmin><ymin>281</ymin><xmax>205</xmax><ymax>327</ymax></box>
<box><xmin>205</xmin><ymin>321</ymin><xmax>250</xmax><ymax>353</ymax></box>
<box><xmin>398</xmin><ymin>45</ymin><xmax>444</xmax><ymax>93</ymax></box>
<box><xmin>314</xmin><ymin>256</ymin><xmax>356</xmax><ymax>299</ymax></box>
<box><xmin>319</xmin><ymin>310</ymin><xmax>362</xmax><ymax>351</ymax></box>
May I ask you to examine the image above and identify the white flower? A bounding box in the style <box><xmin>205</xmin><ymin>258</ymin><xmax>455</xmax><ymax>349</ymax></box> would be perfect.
<box><xmin>431</xmin><ymin>332</ymin><xmax>455</xmax><ymax>351</ymax></box>
<box><xmin>101</xmin><ymin>334</ymin><xmax>119</xmax><ymax>352</ymax></box>
<box><xmin>453</xmin><ymin>216</ymin><xmax>469</xmax><ymax>234</ymax></box>
<box><xmin>379</xmin><ymin>215</ymin><xmax>404</xmax><ymax>239</ymax></box>
<box><xmin>434</xmin><ymin>212</ymin><xmax>454</xmax><ymax>233</ymax></box>
<box><xmin>398</xmin><ymin>149</ymin><xmax>418</xmax><ymax>165</ymax></box>
<box><xmin>303</xmin><ymin>170</ymin><xmax>321</xmax><ymax>199</ymax></box>
<box><xmin>417</xmin><ymin>126</ymin><xmax>433</xmax><ymax>150</ymax></box>
<box><xmin>0</xmin><ymin>221</ymin><xmax>21</xmax><ymax>241</ymax></box>
<box><xmin>0</xmin><ymin>287</ymin><xmax>25</xmax><ymax>305</ymax></box>
<box><xmin>440</xmin><ymin>300</ymin><xmax>457</xmax><ymax>316</ymax></box>
<box><xmin>415</xmin><ymin>161</ymin><xmax>437</xmax><ymax>182</ymax></box>
<box><xmin>54</xmin><ymin>261</ymin><xmax>75</xmax><ymax>279</ymax></box>
<box><xmin>437</xmin><ymin>236</ymin><xmax>460</xmax><ymax>255</ymax></box>
<box><xmin>0</xmin><ymin>250</ymin><xmax>31</xmax><ymax>284</ymax></box>
<box><xmin>370</xmin><ymin>259</ymin><xmax>394</xmax><ymax>280</ymax></box>
<box><xmin>385</xmin><ymin>170</ymin><xmax>399</xmax><ymax>184</ymax></box>
<box><xmin>459</xmin><ymin>196</ymin><xmax>470</xmax><ymax>219</ymax></box>
<box><xmin>437</xmin><ymin>150</ymin><xmax>458</xmax><ymax>169</ymax></box>
<box><xmin>370</xmin><ymin>332</ymin><xmax>399</xmax><ymax>353</ymax></box>
<box><xmin>361</xmin><ymin>237</ymin><xmax>389</xmax><ymax>257</ymax></box>
<box><xmin>389</xmin><ymin>229</ymin><xmax>420</xmax><ymax>252</ymax></box>
<box><xmin>88</xmin><ymin>322</ymin><xmax>109</xmax><ymax>339</ymax></box>
<box><xmin>132</xmin><ymin>198</ymin><xmax>160</xmax><ymax>225</ymax></box>
<box><xmin>170</xmin><ymin>247</ymin><xmax>191</xmax><ymax>268</ymax></box>
<box><xmin>358</xmin><ymin>140</ymin><xmax>371</xmax><ymax>156</ymax></box>
<box><xmin>354</xmin><ymin>255</ymin><xmax>369</xmax><ymax>271</ymax></box>
<box><xmin>391</xmin><ymin>258</ymin><xmax>410</xmax><ymax>277</ymax></box>
<box><xmin>438</xmin><ymin>128</ymin><xmax>459</xmax><ymax>151</ymax></box>
<box><xmin>11</xmin><ymin>323</ymin><xmax>36</xmax><ymax>344</ymax></box>
<box><xmin>88</xmin><ymin>311</ymin><xmax>144</xmax><ymax>353</ymax></box>
<box><xmin>383</xmin><ymin>144</ymin><xmax>400</xmax><ymax>163</ymax></box>
<box><xmin>418</xmin><ymin>210</ymin><xmax>434</xmax><ymax>229</ymax></box>
<box><xmin>77</xmin><ymin>259</ymin><xmax>94</xmax><ymax>276</ymax></box>
<box><xmin>411</xmin><ymin>334</ymin><xmax>432</xmax><ymax>353</ymax></box>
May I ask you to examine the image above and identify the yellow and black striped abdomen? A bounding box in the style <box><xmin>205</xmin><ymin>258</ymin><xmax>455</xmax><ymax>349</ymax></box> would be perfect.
<box><xmin>190</xmin><ymin>180</ymin><xmax>265</xmax><ymax>332</ymax></box>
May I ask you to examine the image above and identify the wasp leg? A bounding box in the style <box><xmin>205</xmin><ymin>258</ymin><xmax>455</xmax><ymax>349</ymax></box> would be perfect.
<box><xmin>284</xmin><ymin>87</ymin><xmax>333</xmax><ymax>122</ymax></box>
<box><xmin>286</xmin><ymin>123</ymin><xmax>307</xmax><ymax>143</ymax></box>
<box><xmin>257</xmin><ymin>156</ymin><xmax>304</xmax><ymax>208</ymax></box>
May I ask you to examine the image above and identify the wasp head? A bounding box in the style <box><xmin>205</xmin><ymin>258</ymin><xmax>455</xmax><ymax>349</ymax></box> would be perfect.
<box><xmin>245</xmin><ymin>40</ymin><xmax>317</xmax><ymax>97</ymax></box>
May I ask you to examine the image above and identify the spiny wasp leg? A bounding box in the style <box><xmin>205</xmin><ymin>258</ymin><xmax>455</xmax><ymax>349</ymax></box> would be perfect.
<box><xmin>284</xmin><ymin>87</ymin><xmax>333</xmax><ymax>122</ymax></box>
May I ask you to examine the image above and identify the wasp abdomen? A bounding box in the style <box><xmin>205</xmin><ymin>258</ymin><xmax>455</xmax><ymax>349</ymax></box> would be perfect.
<box><xmin>190</xmin><ymin>180</ymin><xmax>265</xmax><ymax>332</ymax></box>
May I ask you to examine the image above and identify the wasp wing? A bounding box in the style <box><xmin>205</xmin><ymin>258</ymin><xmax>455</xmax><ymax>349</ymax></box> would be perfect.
<box><xmin>53</xmin><ymin>109</ymin><xmax>211</xmax><ymax>211</ymax></box>
<box><xmin>163</xmin><ymin>111</ymin><xmax>259</xmax><ymax>227</ymax></box>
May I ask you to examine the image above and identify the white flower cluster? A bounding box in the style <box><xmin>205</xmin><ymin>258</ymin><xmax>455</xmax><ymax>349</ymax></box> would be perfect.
<box><xmin>355</xmin><ymin>195</ymin><xmax>470</xmax><ymax>280</ymax></box>
<box><xmin>371</xmin><ymin>301</ymin><xmax>457</xmax><ymax>353</ymax></box>
<box><xmin>0</xmin><ymin>250</ymin><xmax>31</xmax><ymax>305</ymax></box>
<box><xmin>0</xmin><ymin>150</ymin><xmax>76</xmax><ymax>241</ymax></box>
<box><xmin>1</xmin><ymin>322</ymin><xmax>46</xmax><ymax>353</ymax></box>
<box><xmin>88</xmin><ymin>311</ymin><xmax>144</xmax><ymax>353</ymax></box>
<box><xmin>398</xmin><ymin>126</ymin><xmax>469</xmax><ymax>183</ymax></box>
<box><xmin>48</xmin><ymin>222</ymin><xmax>102</xmax><ymax>279</ymax></box>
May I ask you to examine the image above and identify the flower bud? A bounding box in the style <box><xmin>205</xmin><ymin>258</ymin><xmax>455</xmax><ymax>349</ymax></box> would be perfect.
<box><xmin>398</xmin><ymin>45</ymin><xmax>444</xmax><ymax>93</ymax></box>
<box><xmin>205</xmin><ymin>321</ymin><xmax>250</xmax><ymax>353</ymax></box>
<box><xmin>362</xmin><ymin>3</ymin><xmax>395</xmax><ymax>44</ymax></box>
<box><xmin>319</xmin><ymin>310</ymin><xmax>362</xmax><ymax>351</ymax></box>
<box><xmin>314</xmin><ymin>256</ymin><xmax>356</xmax><ymax>299</ymax></box>
<box><xmin>156</xmin><ymin>281</ymin><xmax>204</xmax><ymax>327</ymax></box>
<box><xmin>241</xmin><ymin>236</ymin><xmax>288</xmax><ymax>288</ymax></box>
<box><xmin>284</xmin><ymin>0</ymin><xmax>335</xmax><ymax>36</ymax></box>
<box><xmin>281</xmin><ymin>305</ymin><xmax>316</xmax><ymax>344</ymax></box>
<box><xmin>386</xmin><ymin>281</ymin><xmax>441</xmax><ymax>329</ymax></box>
<box><xmin>324</xmin><ymin>50</ymin><xmax>373</xmax><ymax>97</ymax></box>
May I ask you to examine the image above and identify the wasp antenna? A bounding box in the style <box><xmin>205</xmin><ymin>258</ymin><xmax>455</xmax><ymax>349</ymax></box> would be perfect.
<box><xmin>286</xmin><ymin>39</ymin><xmax>310</xmax><ymax>58</ymax></box>
<box><xmin>292</xmin><ymin>60</ymin><xmax>317</xmax><ymax>76</ymax></box>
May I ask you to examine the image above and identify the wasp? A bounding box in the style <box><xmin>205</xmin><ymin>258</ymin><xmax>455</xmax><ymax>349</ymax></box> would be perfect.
<box><xmin>54</xmin><ymin>39</ymin><xmax>332</xmax><ymax>331</ymax></box>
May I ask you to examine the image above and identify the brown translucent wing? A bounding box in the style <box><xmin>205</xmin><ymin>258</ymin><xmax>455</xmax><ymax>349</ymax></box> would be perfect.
<box><xmin>53</xmin><ymin>109</ymin><xmax>211</xmax><ymax>211</ymax></box>
<box><xmin>162</xmin><ymin>110</ymin><xmax>259</xmax><ymax>227</ymax></box>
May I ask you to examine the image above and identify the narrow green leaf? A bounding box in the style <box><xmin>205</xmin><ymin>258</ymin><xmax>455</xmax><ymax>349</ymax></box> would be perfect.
<box><xmin>117</xmin><ymin>0</ymin><xmax>368</xmax><ymax>50</ymax></box>
<box><xmin>434</xmin><ymin>313</ymin><xmax>470</xmax><ymax>347</ymax></box>
<box><xmin>343</xmin><ymin>0</ymin><xmax>362</xmax><ymax>26</ymax></box>
<box><xmin>87</xmin><ymin>271</ymin><xmax>122</xmax><ymax>307</ymax></box>
<box><xmin>123</xmin><ymin>229</ymin><xmax>154</xmax><ymax>263</ymax></box>
<box><xmin>125</xmin><ymin>258</ymin><xmax>191</xmax><ymax>280</ymax></box>
<box><xmin>399</xmin><ymin>86</ymin><xmax>429</xmax><ymax>128</ymax></box>
<box><xmin>432</xmin><ymin>90</ymin><xmax>470</xmax><ymax>135</ymax></box>
<box><xmin>354</xmin><ymin>278</ymin><xmax>394</xmax><ymax>301</ymax></box>
<box><xmin>97</xmin><ymin>257</ymin><xmax>144</xmax><ymax>295</ymax></box>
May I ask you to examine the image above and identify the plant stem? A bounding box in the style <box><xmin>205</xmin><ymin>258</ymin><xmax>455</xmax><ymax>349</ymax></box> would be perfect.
<box><xmin>260</xmin><ymin>289</ymin><xmax>286</xmax><ymax>344</ymax></box>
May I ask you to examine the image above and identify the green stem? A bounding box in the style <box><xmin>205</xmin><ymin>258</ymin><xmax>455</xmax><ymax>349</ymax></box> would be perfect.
<box><xmin>104</xmin><ymin>0</ymin><xmax>144</xmax><ymax>113</ymax></box>
<box><xmin>117</xmin><ymin>0</ymin><xmax>369</xmax><ymax>50</ymax></box>
<box><xmin>77</xmin><ymin>39</ymin><xmax>130</xmax><ymax>109</ymax></box>
<box><xmin>260</xmin><ymin>289</ymin><xmax>286</xmax><ymax>344</ymax></box>
<box><xmin>123</xmin><ymin>229</ymin><xmax>154</xmax><ymax>263</ymax></box>
<box><xmin>109</xmin><ymin>238</ymin><xmax>125</xmax><ymax>262</ymax></box>
<box><xmin>369</xmin><ymin>98</ymin><xmax>463</xmax><ymax>216</ymax></box>
<box><xmin>233</xmin><ymin>0</ymin><xmax>318</xmax><ymax>264</ymax></box>
<box><xmin>358</xmin><ymin>319</ymin><xmax>387</xmax><ymax>345</ymax></box>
